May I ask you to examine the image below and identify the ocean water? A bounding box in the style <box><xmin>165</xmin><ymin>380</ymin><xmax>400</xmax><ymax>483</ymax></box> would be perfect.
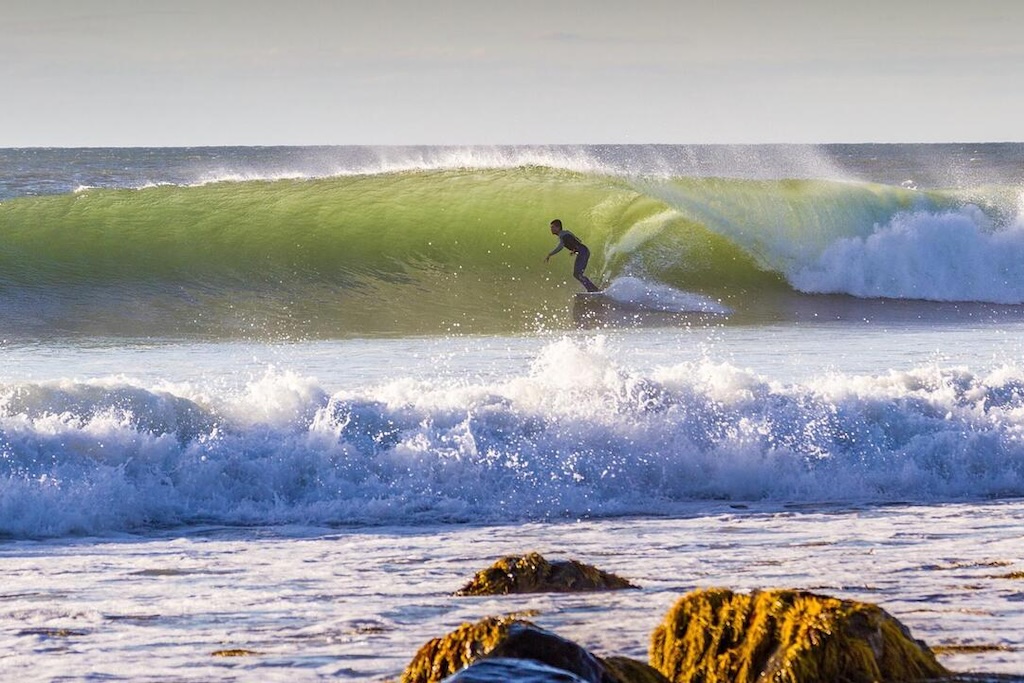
<box><xmin>2</xmin><ymin>144</ymin><xmax>1024</xmax><ymax>680</ymax></box>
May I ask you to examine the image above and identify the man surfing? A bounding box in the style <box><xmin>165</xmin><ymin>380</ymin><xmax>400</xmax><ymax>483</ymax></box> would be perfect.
<box><xmin>544</xmin><ymin>218</ymin><xmax>601</xmax><ymax>292</ymax></box>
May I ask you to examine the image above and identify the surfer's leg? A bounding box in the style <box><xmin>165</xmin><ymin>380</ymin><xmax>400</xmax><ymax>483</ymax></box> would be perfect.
<box><xmin>578</xmin><ymin>274</ymin><xmax>601</xmax><ymax>292</ymax></box>
<box><xmin>573</xmin><ymin>249</ymin><xmax>601</xmax><ymax>292</ymax></box>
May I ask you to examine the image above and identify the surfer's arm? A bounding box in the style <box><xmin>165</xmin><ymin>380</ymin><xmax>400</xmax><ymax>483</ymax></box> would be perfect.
<box><xmin>546</xmin><ymin>236</ymin><xmax>566</xmax><ymax>259</ymax></box>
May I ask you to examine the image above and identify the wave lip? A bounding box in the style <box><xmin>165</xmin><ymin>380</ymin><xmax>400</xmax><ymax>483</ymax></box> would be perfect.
<box><xmin>3</xmin><ymin>341</ymin><xmax>1024</xmax><ymax>539</ymax></box>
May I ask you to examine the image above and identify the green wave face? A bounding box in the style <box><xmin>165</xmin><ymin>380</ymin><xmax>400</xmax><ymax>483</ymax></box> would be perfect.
<box><xmin>0</xmin><ymin>167</ymin><xmax>990</xmax><ymax>338</ymax></box>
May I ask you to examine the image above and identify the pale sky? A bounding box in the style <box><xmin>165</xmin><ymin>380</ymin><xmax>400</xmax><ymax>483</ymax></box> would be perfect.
<box><xmin>2</xmin><ymin>0</ymin><xmax>1022</xmax><ymax>147</ymax></box>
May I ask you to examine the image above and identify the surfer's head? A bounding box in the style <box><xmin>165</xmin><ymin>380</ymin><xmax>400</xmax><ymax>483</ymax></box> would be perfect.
<box><xmin>549</xmin><ymin>219</ymin><xmax>562</xmax><ymax>235</ymax></box>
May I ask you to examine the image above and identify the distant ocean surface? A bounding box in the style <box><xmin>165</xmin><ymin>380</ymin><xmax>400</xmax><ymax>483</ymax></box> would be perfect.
<box><xmin>2</xmin><ymin>144</ymin><xmax>1023</xmax><ymax>680</ymax></box>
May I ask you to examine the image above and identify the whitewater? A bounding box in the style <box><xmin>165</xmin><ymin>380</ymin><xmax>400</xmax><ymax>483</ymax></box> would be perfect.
<box><xmin>2</xmin><ymin>144</ymin><xmax>1024</xmax><ymax>680</ymax></box>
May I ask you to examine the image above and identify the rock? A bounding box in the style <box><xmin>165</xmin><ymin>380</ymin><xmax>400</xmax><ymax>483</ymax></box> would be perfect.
<box><xmin>442</xmin><ymin>657</ymin><xmax>590</xmax><ymax>682</ymax></box>
<box><xmin>400</xmin><ymin>616</ymin><xmax>522</xmax><ymax>683</ymax></box>
<box><xmin>649</xmin><ymin>588</ymin><xmax>950</xmax><ymax>683</ymax></box>
<box><xmin>454</xmin><ymin>552</ymin><xmax>639</xmax><ymax>596</ymax></box>
<box><xmin>210</xmin><ymin>648</ymin><xmax>261</xmax><ymax>657</ymax></box>
<box><xmin>484</xmin><ymin>622</ymin><xmax>613</xmax><ymax>682</ymax></box>
<box><xmin>601</xmin><ymin>656</ymin><xmax>672</xmax><ymax>683</ymax></box>
<box><xmin>400</xmin><ymin>616</ymin><xmax>666</xmax><ymax>683</ymax></box>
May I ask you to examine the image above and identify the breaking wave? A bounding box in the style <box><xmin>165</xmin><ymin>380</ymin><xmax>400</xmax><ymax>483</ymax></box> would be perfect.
<box><xmin>1</xmin><ymin>160</ymin><xmax>1022</xmax><ymax>338</ymax></box>
<box><xmin>3</xmin><ymin>338</ymin><xmax>1024</xmax><ymax>538</ymax></box>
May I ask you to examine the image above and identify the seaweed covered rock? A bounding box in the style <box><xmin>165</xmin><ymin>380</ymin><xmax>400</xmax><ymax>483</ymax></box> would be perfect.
<box><xmin>484</xmin><ymin>623</ymin><xmax>613</xmax><ymax>682</ymax></box>
<box><xmin>602</xmin><ymin>655</ymin><xmax>672</xmax><ymax>683</ymax></box>
<box><xmin>649</xmin><ymin>588</ymin><xmax>949</xmax><ymax>683</ymax></box>
<box><xmin>400</xmin><ymin>616</ymin><xmax>666</xmax><ymax>683</ymax></box>
<box><xmin>454</xmin><ymin>552</ymin><xmax>639</xmax><ymax>596</ymax></box>
<box><xmin>400</xmin><ymin>616</ymin><xmax>523</xmax><ymax>683</ymax></box>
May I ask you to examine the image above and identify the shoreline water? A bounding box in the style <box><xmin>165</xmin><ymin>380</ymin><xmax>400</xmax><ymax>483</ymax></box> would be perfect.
<box><xmin>2</xmin><ymin>500</ymin><xmax>1023</xmax><ymax>680</ymax></box>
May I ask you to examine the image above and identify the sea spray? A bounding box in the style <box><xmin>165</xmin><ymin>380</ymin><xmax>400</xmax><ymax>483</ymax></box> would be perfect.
<box><xmin>601</xmin><ymin>276</ymin><xmax>731</xmax><ymax>314</ymax></box>
<box><xmin>4</xmin><ymin>338</ymin><xmax>1024</xmax><ymax>538</ymax></box>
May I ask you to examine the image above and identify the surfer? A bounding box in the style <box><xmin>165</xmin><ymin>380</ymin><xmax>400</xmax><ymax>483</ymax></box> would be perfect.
<box><xmin>544</xmin><ymin>219</ymin><xmax>601</xmax><ymax>292</ymax></box>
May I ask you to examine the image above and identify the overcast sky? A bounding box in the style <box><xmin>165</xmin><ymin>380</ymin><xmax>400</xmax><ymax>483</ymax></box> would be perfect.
<box><xmin>2</xmin><ymin>0</ymin><xmax>1022</xmax><ymax>147</ymax></box>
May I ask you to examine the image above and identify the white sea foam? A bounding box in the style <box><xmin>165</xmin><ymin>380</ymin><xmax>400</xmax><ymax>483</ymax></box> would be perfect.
<box><xmin>791</xmin><ymin>204</ymin><xmax>1024</xmax><ymax>303</ymax></box>
<box><xmin>602</xmin><ymin>276</ymin><xmax>731</xmax><ymax>314</ymax></box>
<box><xmin>3</xmin><ymin>339</ymin><xmax>1024</xmax><ymax>539</ymax></box>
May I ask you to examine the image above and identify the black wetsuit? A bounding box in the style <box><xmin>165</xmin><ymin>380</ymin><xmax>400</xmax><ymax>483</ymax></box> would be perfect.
<box><xmin>548</xmin><ymin>229</ymin><xmax>600</xmax><ymax>292</ymax></box>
